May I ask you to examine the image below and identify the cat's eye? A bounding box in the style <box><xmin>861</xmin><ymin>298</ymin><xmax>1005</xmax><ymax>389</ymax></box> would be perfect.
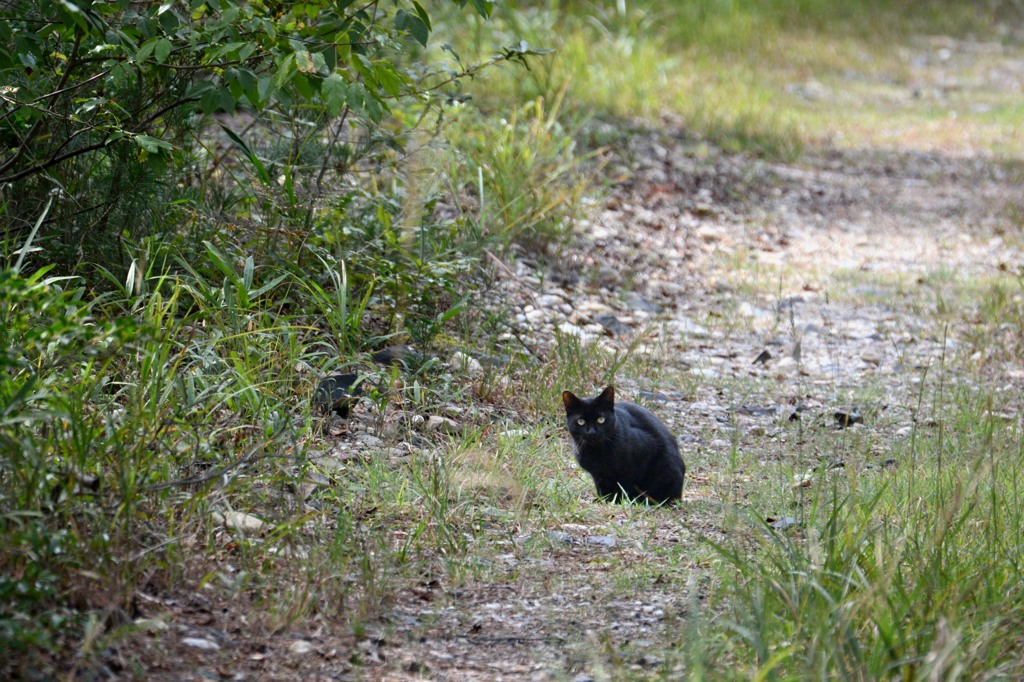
<box><xmin>576</xmin><ymin>418</ymin><xmax>586</xmax><ymax>426</ymax></box>
<box><xmin>597</xmin><ymin>417</ymin><xmax>606</xmax><ymax>424</ymax></box>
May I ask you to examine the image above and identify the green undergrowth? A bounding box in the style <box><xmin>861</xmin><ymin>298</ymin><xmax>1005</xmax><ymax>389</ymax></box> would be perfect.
<box><xmin>441</xmin><ymin>0</ymin><xmax>1024</xmax><ymax>158</ymax></box>
<box><xmin>0</xmin><ymin>47</ymin><xmax>594</xmax><ymax>671</ymax></box>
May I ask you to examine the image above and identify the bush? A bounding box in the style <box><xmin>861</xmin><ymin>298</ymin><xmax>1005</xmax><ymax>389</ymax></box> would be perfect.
<box><xmin>0</xmin><ymin>0</ymin><xmax>497</xmax><ymax>276</ymax></box>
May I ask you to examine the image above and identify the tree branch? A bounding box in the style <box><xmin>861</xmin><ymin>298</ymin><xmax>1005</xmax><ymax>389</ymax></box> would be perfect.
<box><xmin>0</xmin><ymin>30</ymin><xmax>84</xmax><ymax>176</ymax></box>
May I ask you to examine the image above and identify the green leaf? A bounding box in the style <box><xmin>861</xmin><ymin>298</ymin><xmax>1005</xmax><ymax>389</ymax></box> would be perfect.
<box><xmin>207</xmin><ymin>41</ymin><xmax>247</xmax><ymax>63</ymax></box>
<box><xmin>250</xmin><ymin>273</ymin><xmax>287</xmax><ymax>299</ymax></box>
<box><xmin>197</xmin><ymin>83</ymin><xmax>237</xmax><ymax>114</ymax></box>
<box><xmin>411</xmin><ymin>2</ymin><xmax>432</xmax><ymax>30</ymax></box>
<box><xmin>202</xmin><ymin>241</ymin><xmax>236</xmax><ymax>281</ymax></box>
<box><xmin>372</xmin><ymin>60</ymin><xmax>405</xmax><ymax>97</ymax></box>
<box><xmin>134</xmin><ymin>134</ymin><xmax>173</xmax><ymax>153</ymax></box>
<box><xmin>219</xmin><ymin>124</ymin><xmax>270</xmax><ymax>184</ymax></box>
<box><xmin>186</xmin><ymin>79</ymin><xmax>215</xmax><ymax>102</ymax></box>
<box><xmin>292</xmin><ymin>73</ymin><xmax>313</xmax><ymax>99</ymax></box>
<box><xmin>405</xmin><ymin>12</ymin><xmax>429</xmax><ymax>47</ymax></box>
<box><xmin>395</xmin><ymin>9</ymin><xmax>428</xmax><ymax>47</ymax></box>
<box><xmin>135</xmin><ymin>37</ymin><xmax>158</xmax><ymax>63</ymax></box>
<box><xmin>275</xmin><ymin>53</ymin><xmax>296</xmax><ymax>87</ymax></box>
<box><xmin>158</xmin><ymin>4</ymin><xmax>181</xmax><ymax>31</ymax></box>
<box><xmin>242</xmin><ymin>256</ymin><xmax>254</xmax><ymax>290</ymax></box>
<box><xmin>441</xmin><ymin>43</ymin><xmax>462</xmax><ymax>65</ymax></box>
<box><xmin>321</xmin><ymin>73</ymin><xmax>347</xmax><ymax>116</ymax></box>
<box><xmin>154</xmin><ymin>38</ymin><xmax>172</xmax><ymax>64</ymax></box>
<box><xmin>466</xmin><ymin>0</ymin><xmax>493</xmax><ymax>18</ymax></box>
<box><xmin>257</xmin><ymin>76</ymin><xmax>274</xmax><ymax>104</ymax></box>
<box><xmin>294</xmin><ymin>50</ymin><xmax>315</xmax><ymax>74</ymax></box>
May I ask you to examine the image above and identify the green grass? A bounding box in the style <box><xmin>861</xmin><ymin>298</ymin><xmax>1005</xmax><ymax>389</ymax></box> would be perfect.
<box><xmin>442</xmin><ymin>0</ymin><xmax>1024</xmax><ymax>159</ymax></box>
<box><xmin>712</xmin><ymin>388</ymin><xmax>1024</xmax><ymax>678</ymax></box>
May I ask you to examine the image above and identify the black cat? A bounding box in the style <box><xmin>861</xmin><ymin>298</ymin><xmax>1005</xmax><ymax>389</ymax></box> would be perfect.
<box><xmin>562</xmin><ymin>386</ymin><xmax>685</xmax><ymax>504</ymax></box>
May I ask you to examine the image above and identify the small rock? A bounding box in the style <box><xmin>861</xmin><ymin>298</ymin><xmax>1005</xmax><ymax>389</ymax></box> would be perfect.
<box><xmin>733</xmin><ymin>405</ymin><xmax>777</xmax><ymax>417</ymax></box>
<box><xmin>425</xmin><ymin>415</ymin><xmax>462</xmax><ymax>435</ymax></box>
<box><xmin>289</xmin><ymin>640</ymin><xmax>315</xmax><ymax>655</ymax></box>
<box><xmin>624</xmin><ymin>292</ymin><xmax>663</xmax><ymax>313</ymax></box>
<box><xmin>449</xmin><ymin>351</ymin><xmax>483</xmax><ymax>374</ymax></box>
<box><xmin>182</xmin><ymin>637</ymin><xmax>220</xmax><ymax>651</ymax></box>
<box><xmin>579</xmin><ymin>300</ymin><xmax>616</xmax><ymax>316</ymax></box>
<box><xmin>648</xmin><ymin>279</ymin><xmax>686</xmax><ymax>297</ymax></box>
<box><xmin>792</xmin><ymin>470</ymin><xmax>814</xmax><ymax>488</ymax></box>
<box><xmin>546</xmin><ymin>530</ymin><xmax>575</xmax><ymax>545</ymax></box>
<box><xmin>671</xmin><ymin>316</ymin><xmax>710</xmax><ymax>337</ymax></box>
<box><xmin>557</xmin><ymin>322</ymin><xmax>596</xmax><ymax>343</ymax></box>
<box><xmin>535</xmin><ymin>294</ymin><xmax>565</xmax><ymax>308</ymax></box>
<box><xmin>696</xmin><ymin>225</ymin><xmax>723</xmax><ymax>242</ymax></box>
<box><xmin>768</xmin><ymin>516</ymin><xmax>798</xmax><ymax>530</ymax></box>
<box><xmin>133</xmin><ymin>618</ymin><xmax>169</xmax><ymax>631</ymax></box>
<box><xmin>595</xmin><ymin>314</ymin><xmax>631</xmax><ymax>337</ymax></box>
<box><xmin>212</xmin><ymin>511</ymin><xmax>270</xmax><ymax>534</ymax></box>
<box><xmin>525</xmin><ymin>308</ymin><xmax>549</xmax><ymax>325</ymax></box>
<box><xmin>382</xmin><ymin>412</ymin><xmax>415</xmax><ymax>438</ymax></box>
<box><xmin>597</xmin><ymin>267</ymin><xmax>621</xmax><ymax>287</ymax></box>
<box><xmin>775</xmin><ymin>356</ymin><xmax>797</xmax><ymax>374</ymax></box>
<box><xmin>354</xmin><ymin>433</ymin><xmax>385</xmax><ymax>448</ymax></box>
<box><xmin>861</xmin><ymin>351</ymin><xmax>883</xmax><ymax>366</ymax></box>
<box><xmin>585</xmin><ymin>535</ymin><xmax>616</xmax><ymax>547</ymax></box>
<box><xmin>637</xmin><ymin>654</ymin><xmax>664</xmax><ymax>668</ymax></box>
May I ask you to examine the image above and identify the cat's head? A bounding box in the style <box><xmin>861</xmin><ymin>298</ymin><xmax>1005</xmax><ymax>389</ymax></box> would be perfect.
<box><xmin>562</xmin><ymin>386</ymin><xmax>617</xmax><ymax>443</ymax></box>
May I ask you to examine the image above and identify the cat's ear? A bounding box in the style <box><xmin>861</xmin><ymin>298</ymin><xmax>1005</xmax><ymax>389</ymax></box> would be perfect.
<box><xmin>598</xmin><ymin>385</ymin><xmax>615</xmax><ymax>405</ymax></box>
<box><xmin>562</xmin><ymin>391</ymin><xmax>580</xmax><ymax>412</ymax></box>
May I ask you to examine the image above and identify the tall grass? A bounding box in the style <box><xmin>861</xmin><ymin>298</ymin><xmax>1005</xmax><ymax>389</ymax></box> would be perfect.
<box><xmin>711</xmin><ymin>374</ymin><xmax>1024</xmax><ymax>678</ymax></box>
<box><xmin>440</xmin><ymin>0</ymin><xmax>1024</xmax><ymax>158</ymax></box>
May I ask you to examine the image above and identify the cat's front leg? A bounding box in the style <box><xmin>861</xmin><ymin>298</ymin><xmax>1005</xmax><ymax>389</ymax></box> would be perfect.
<box><xmin>593</xmin><ymin>477</ymin><xmax>624</xmax><ymax>502</ymax></box>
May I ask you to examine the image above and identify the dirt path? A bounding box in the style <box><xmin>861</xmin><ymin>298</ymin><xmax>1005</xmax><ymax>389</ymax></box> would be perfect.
<box><xmin>346</xmin><ymin>130</ymin><xmax>1023</xmax><ymax>680</ymax></box>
